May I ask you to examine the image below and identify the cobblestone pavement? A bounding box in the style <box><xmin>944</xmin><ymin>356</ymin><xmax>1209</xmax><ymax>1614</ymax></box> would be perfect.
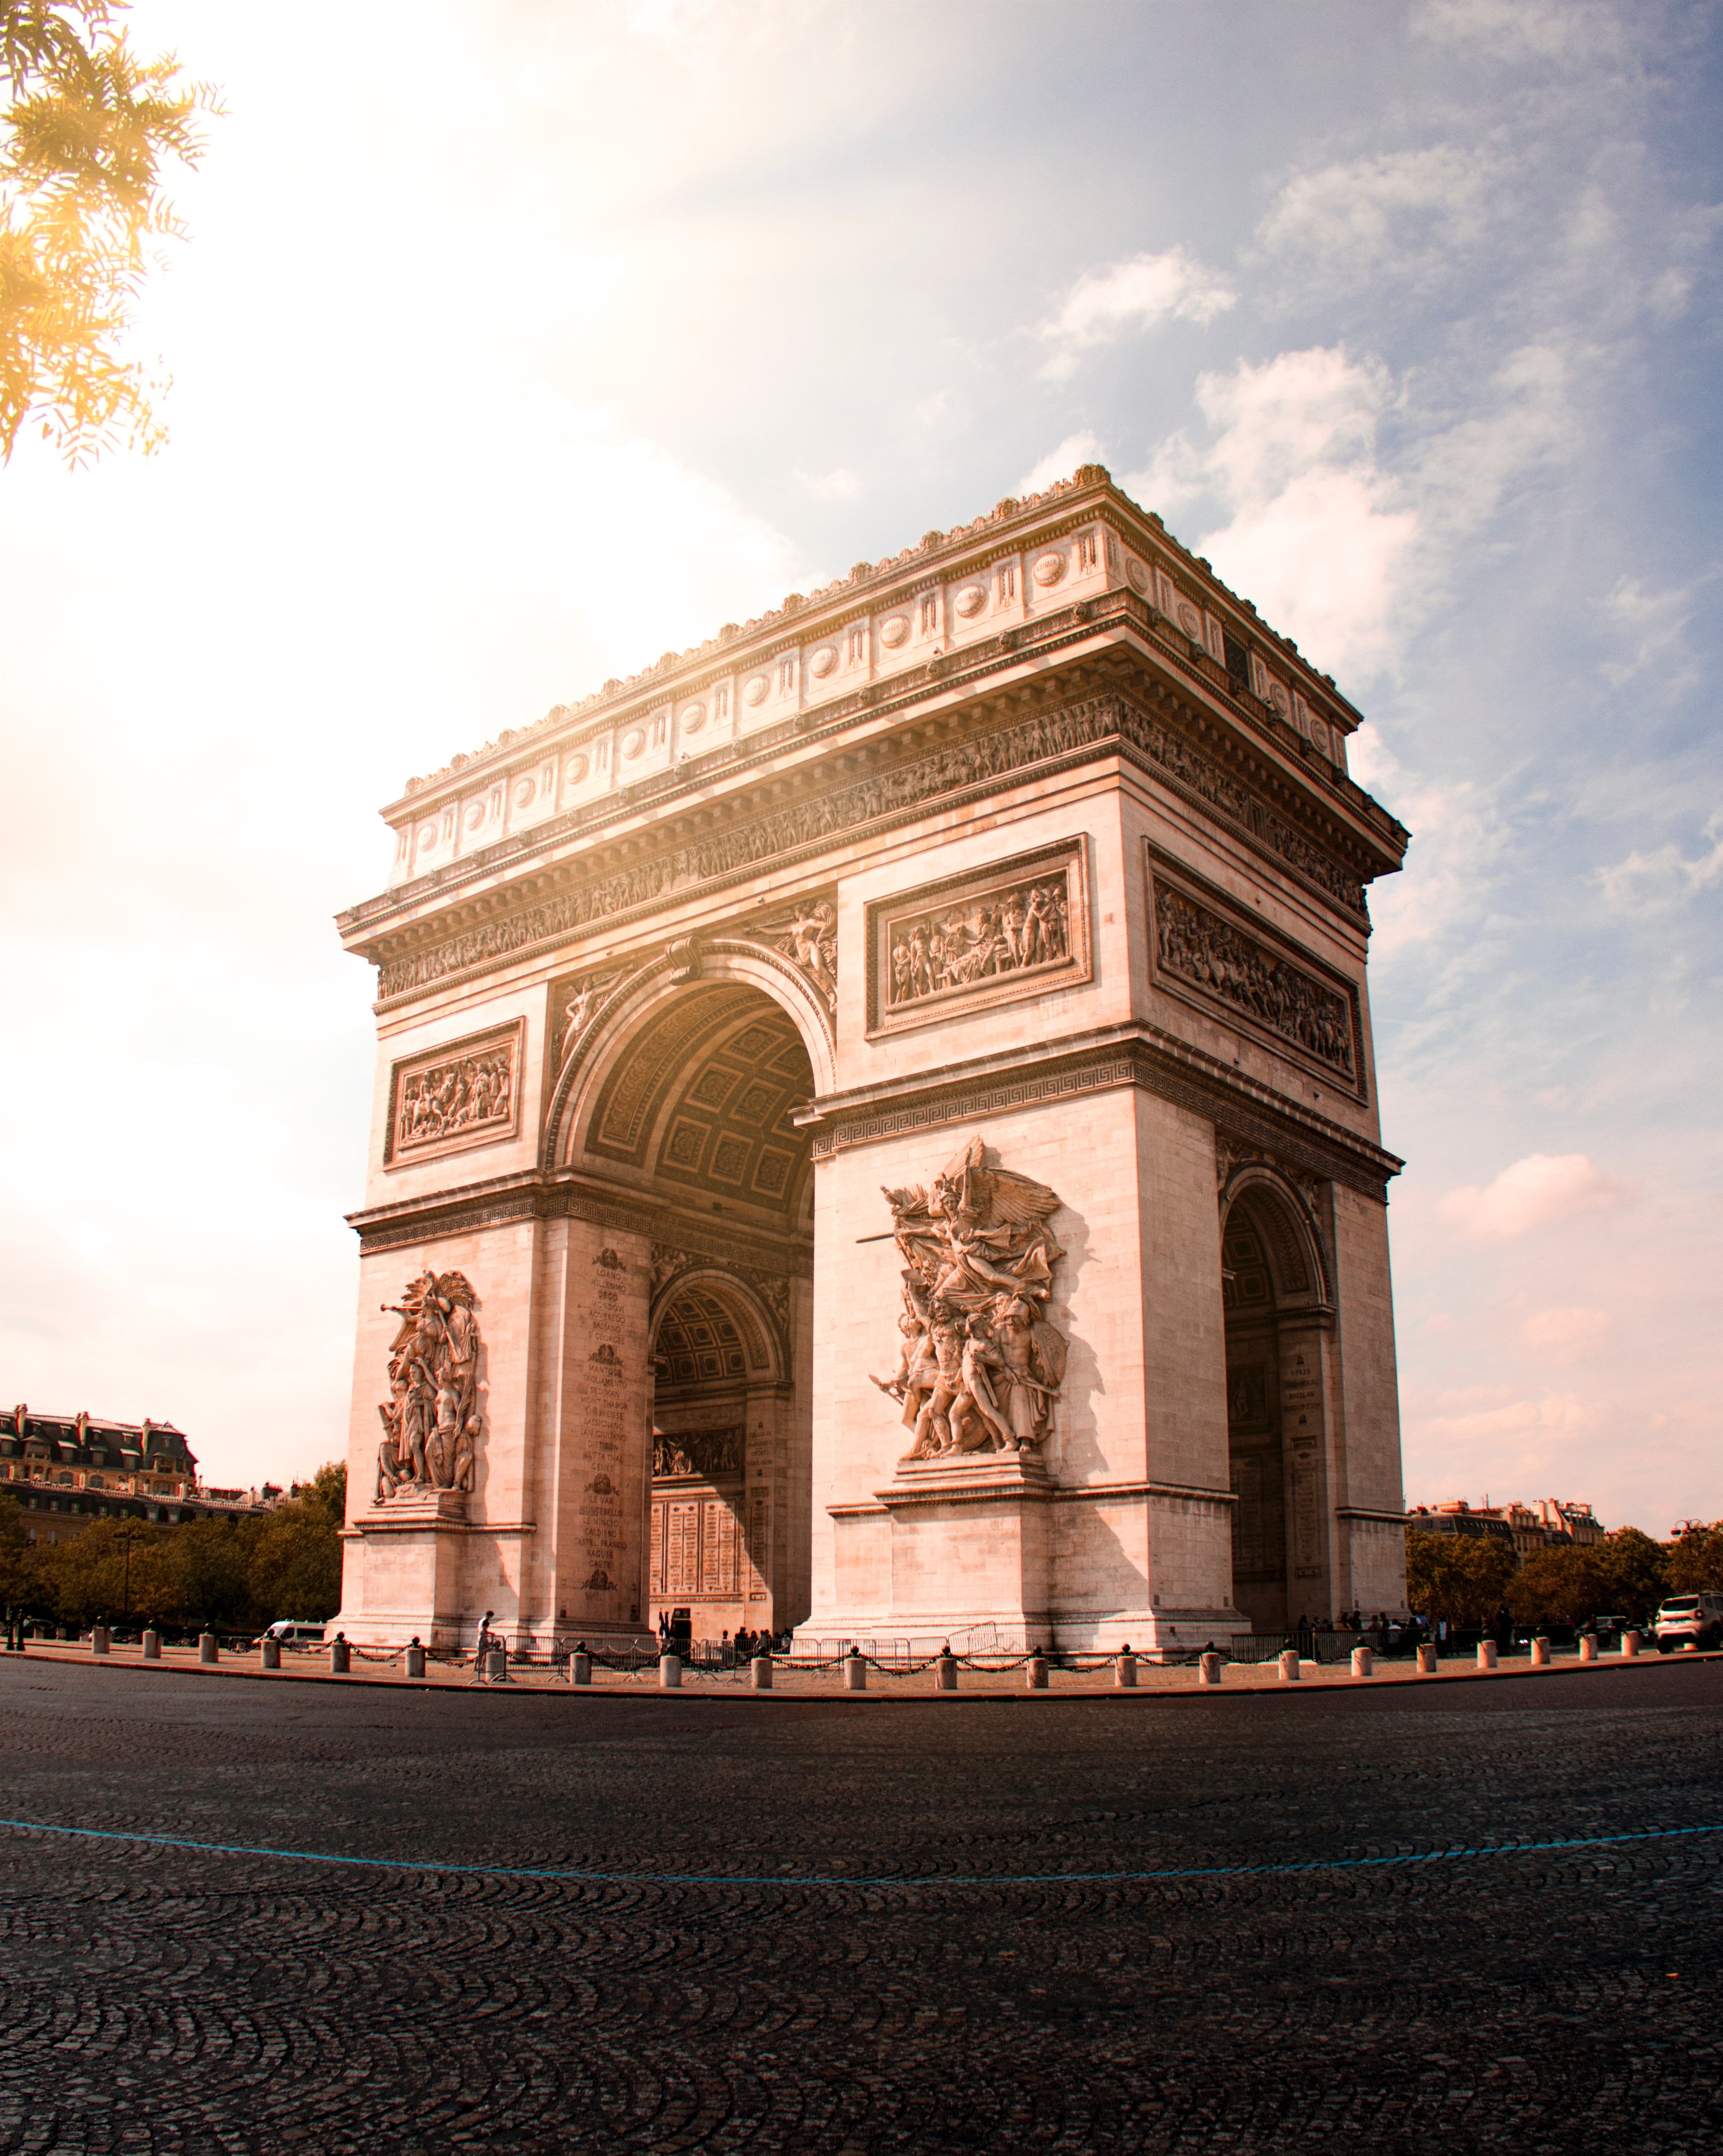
<box><xmin>1</xmin><ymin>1656</ymin><xmax>1719</xmax><ymax>2154</ymax></box>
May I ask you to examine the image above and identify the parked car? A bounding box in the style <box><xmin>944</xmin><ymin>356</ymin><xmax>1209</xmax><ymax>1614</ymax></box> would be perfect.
<box><xmin>1654</xmin><ymin>1594</ymin><xmax>1723</xmax><ymax>1652</ymax></box>
<box><xmin>262</xmin><ymin>1620</ymin><xmax>328</xmax><ymax>1648</ymax></box>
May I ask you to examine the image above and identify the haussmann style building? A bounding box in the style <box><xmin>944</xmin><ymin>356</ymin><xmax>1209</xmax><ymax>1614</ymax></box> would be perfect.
<box><xmin>331</xmin><ymin>464</ymin><xmax>1412</xmax><ymax>1655</ymax></box>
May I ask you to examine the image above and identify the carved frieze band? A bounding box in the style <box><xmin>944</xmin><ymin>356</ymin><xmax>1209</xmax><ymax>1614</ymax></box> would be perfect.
<box><xmin>804</xmin><ymin>1029</ymin><xmax>1396</xmax><ymax>1201</ymax></box>
<box><xmin>866</xmin><ymin>838</ymin><xmax>1090</xmax><ymax>1037</ymax></box>
<box><xmin>1149</xmin><ymin>850</ymin><xmax>1365</xmax><ymax>1100</ymax></box>
<box><xmin>384</xmin><ymin>1020</ymin><xmax>524</xmax><ymax>1166</ymax></box>
<box><xmin>375</xmin><ymin>691</ymin><xmax>1369</xmax><ymax>1005</ymax></box>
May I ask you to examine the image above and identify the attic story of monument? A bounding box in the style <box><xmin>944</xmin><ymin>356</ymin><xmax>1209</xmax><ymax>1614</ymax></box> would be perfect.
<box><xmin>333</xmin><ymin>463</ymin><xmax>1411</xmax><ymax>1653</ymax></box>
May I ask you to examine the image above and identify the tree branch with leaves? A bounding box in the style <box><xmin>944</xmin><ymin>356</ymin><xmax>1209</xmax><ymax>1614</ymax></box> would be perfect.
<box><xmin>1</xmin><ymin>0</ymin><xmax>218</xmax><ymax>463</ymax></box>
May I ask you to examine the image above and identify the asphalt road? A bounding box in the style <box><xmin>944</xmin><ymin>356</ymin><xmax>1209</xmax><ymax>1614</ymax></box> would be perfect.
<box><xmin>1</xmin><ymin>1654</ymin><xmax>1719</xmax><ymax>2154</ymax></box>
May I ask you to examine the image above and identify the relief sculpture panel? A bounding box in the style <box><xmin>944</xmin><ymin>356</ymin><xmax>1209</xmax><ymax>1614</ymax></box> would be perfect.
<box><xmin>866</xmin><ymin>839</ymin><xmax>1090</xmax><ymax>1037</ymax></box>
<box><xmin>1150</xmin><ymin>855</ymin><xmax>1362</xmax><ymax>1095</ymax></box>
<box><xmin>386</xmin><ymin>1022</ymin><xmax>523</xmax><ymax>1164</ymax></box>
<box><xmin>871</xmin><ymin>1135</ymin><xmax>1069</xmax><ymax>1459</ymax></box>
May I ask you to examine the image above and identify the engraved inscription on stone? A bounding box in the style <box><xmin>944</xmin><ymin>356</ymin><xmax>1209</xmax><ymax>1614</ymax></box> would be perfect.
<box><xmin>1153</xmin><ymin>875</ymin><xmax>1357</xmax><ymax>1082</ymax></box>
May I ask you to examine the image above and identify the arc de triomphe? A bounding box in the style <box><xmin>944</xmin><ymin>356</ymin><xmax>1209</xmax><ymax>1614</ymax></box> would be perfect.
<box><xmin>333</xmin><ymin>464</ymin><xmax>1410</xmax><ymax>1654</ymax></box>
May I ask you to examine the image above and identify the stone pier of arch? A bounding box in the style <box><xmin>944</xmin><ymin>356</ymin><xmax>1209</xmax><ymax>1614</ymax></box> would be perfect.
<box><xmin>331</xmin><ymin>465</ymin><xmax>1412</xmax><ymax>1655</ymax></box>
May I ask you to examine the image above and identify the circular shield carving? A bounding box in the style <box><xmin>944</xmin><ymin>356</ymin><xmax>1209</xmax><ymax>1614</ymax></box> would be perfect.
<box><xmin>1177</xmin><ymin>599</ymin><xmax>1202</xmax><ymax>638</ymax></box>
<box><xmin>809</xmin><ymin>645</ymin><xmax>838</xmax><ymax>678</ymax></box>
<box><xmin>743</xmin><ymin>673</ymin><xmax>770</xmax><ymax>705</ymax></box>
<box><xmin>565</xmin><ymin>753</ymin><xmax>589</xmax><ymax>786</ymax></box>
<box><xmin>680</xmin><ymin>701</ymin><xmax>706</xmax><ymax>731</ymax></box>
<box><xmin>462</xmin><ymin>801</ymin><xmax>485</xmax><ymax>831</ymax></box>
<box><xmin>512</xmin><ymin>776</ymin><xmax>535</xmax><ymax>809</ymax></box>
<box><xmin>1031</xmin><ymin>550</ymin><xmax>1066</xmax><ymax>587</ymax></box>
<box><xmin>879</xmin><ymin>615</ymin><xmax>911</xmax><ymax>648</ymax></box>
<box><xmin>621</xmin><ymin>728</ymin><xmax>646</xmax><ymax>759</ymax></box>
<box><xmin>953</xmin><ymin>583</ymin><xmax>987</xmax><ymax>618</ymax></box>
<box><xmin>1125</xmin><ymin>557</ymin><xmax>1149</xmax><ymax>594</ymax></box>
<box><xmin>416</xmin><ymin>822</ymin><xmax>437</xmax><ymax>849</ymax></box>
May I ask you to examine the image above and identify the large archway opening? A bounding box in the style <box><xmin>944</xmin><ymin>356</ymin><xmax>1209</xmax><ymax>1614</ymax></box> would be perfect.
<box><xmin>1221</xmin><ymin>1176</ymin><xmax>1331</xmax><ymax>1633</ymax></box>
<box><xmin>562</xmin><ymin>977</ymin><xmax>817</xmax><ymax>1650</ymax></box>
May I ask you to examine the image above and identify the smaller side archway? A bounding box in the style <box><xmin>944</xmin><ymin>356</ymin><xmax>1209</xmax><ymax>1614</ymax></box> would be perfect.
<box><xmin>646</xmin><ymin>1267</ymin><xmax>800</xmax><ymax>1651</ymax></box>
<box><xmin>1219</xmin><ymin>1167</ymin><xmax>1333</xmax><ymax>1633</ymax></box>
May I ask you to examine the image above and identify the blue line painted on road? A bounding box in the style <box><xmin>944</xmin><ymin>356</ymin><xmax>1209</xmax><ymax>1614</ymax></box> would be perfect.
<box><xmin>1</xmin><ymin>1815</ymin><xmax>1721</xmax><ymax>1891</ymax></box>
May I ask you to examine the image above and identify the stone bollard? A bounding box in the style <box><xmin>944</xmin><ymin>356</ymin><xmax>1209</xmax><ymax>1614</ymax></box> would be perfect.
<box><xmin>1115</xmin><ymin>1647</ymin><xmax>1138</xmax><ymax>1689</ymax></box>
<box><xmin>567</xmin><ymin>1650</ymin><xmax>589</xmax><ymax>1687</ymax></box>
<box><xmin>750</xmin><ymin>1654</ymin><xmax>773</xmax><ymax>1691</ymax></box>
<box><xmin>91</xmin><ymin>1625</ymin><xmax>110</xmax><ymax>1656</ymax></box>
<box><xmin>1351</xmin><ymin>1646</ymin><xmax>1374</xmax><ymax>1678</ymax></box>
<box><xmin>1277</xmin><ymin>1649</ymin><xmax>1300</xmax><ymax>1682</ymax></box>
<box><xmin>1579</xmin><ymin>1634</ymin><xmax>1598</xmax><ymax>1663</ymax></box>
<box><xmin>329</xmin><ymin>1636</ymin><xmax>351</xmax><ymax>1674</ymax></box>
<box><xmin>844</xmin><ymin>1650</ymin><xmax>867</xmax><ymax>1692</ymax></box>
<box><xmin>1026</xmin><ymin>1655</ymin><xmax>1049</xmax><ymax>1690</ymax></box>
<box><xmin>1199</xmin><ymin>1652</ymin><xmax>1224</xmax><ymax>1687</ymax></box>
<box><xmin>1621</xmin><ymin>1629</ymin><xmax>1641</xmax><ymax>1658</ymax></box>
<box><xmin>658</xmin><ymin>1652</ymin><xmax>682</xmax><ymax>1690</ymax></box>
<box><xmin>198</xmin><ymin>1632</ymin><xmax>218</xmax><ymax>1665</ymax></box>
<box><xmin>261</xmin><ymin>1638</ymin><xmax>281</xmax><ymax>1670</ymax></box>
<box><xmin>1531</xmin><ymin>1636</ymin><xmax>1551</xmax><ymax>1668</ymax></box>
<box><xmin>141</xmin><ymin>1629</ymin><xmax>160</xmax><ymax>1661</ymax></box>
<box><xmin>483</xmin><ymin>1647</ymin><xmax>507</xmax><ymax>1682</ymax></box>
<box><xmin>1477</xmin><ymin>1640</ymin><xmax>1498</xmax><ymax>1670</ymax></box>
<box><xmin>406</xmin><ymin>1639</ymin><xmax>426</xmax><ymax>1679</ymax></box>
<box><xmin>934</xmin><ymin>1652</ymin><xmax>958</xmax><ymax>1692</ymax></box>
<box><xmin>1417</xmin><ymin>1644</ymin><xmax>1439</xmax><ymax>1675</ymax></box>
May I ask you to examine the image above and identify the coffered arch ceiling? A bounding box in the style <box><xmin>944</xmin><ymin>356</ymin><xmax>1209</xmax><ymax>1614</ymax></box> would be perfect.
<box><xmin>580</xmin><ymin>986</ymin><xmax>814</xmax><ymax>1228</ymax></box>
<box><xmin>655</xmin><ymin>1286</ymin><xmax>750</xmax><ymax>1388</ymax></box>
<box><xmin>1221</xmin><ymin>1181</ymin><xmax>1327</xmax><ymax>1316</ymax></box>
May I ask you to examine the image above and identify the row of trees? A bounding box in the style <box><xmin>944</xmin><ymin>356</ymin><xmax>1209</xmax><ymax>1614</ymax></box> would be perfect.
<box><xmin>1406</xmin><ymin>1519</ymin><xmax>1723</xmax><ymax>1632</ymax></box>
<box><xmin>0</xmin><ymin>1464</ymin><xmax>346</xmax><ymax>1633</ymax></box>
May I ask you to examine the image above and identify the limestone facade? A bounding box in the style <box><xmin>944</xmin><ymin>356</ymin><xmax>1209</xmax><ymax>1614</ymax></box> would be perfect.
<box><xmin>333</xmin><ymin>464</ymin><xmax>1411</xmax><ymax>1653</ymax></box>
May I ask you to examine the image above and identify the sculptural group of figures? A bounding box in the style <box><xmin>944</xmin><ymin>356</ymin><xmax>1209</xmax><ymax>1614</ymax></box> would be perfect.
<box><xmin>871</xmin><ymin>1136</ymin><xmax>1069</xmax><ymax>1458</ymax></box>
<box><xmin>375</xmin><ymin>1270</ymin><xmax>483</xmax><ymax>1500</ymax></box>
<box><xmin>396</xmin><ymin>1051</ymin><xmax>514</xmax><ymax>1149</ymax></box>
<box><xmin>888</xmin><ymin>880</ymin><xmax>1068</xmax><ymax>1006</ymax></box>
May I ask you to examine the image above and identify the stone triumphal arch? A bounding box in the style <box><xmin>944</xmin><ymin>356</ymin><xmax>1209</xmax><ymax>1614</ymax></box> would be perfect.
<box><xmin>334</xmin><ymin>464</ymin><xmax>1411</xmax><ymax>1653</ymax></box>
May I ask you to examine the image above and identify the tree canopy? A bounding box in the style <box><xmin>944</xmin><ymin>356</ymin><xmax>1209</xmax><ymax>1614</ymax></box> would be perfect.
<box><xmin>1</xmin><ymin>0</ymin><xmax>218</xmax><ymax>462</ymax></box>
<box><xmin>5</xmin><ymin>1464</ymin><xmax>347</xmax><ymax>1631</ymax></box>
<box><xmin>1404</xmin><ymin>1530</ymin><xmax>1515</xmax><ymax>1628</ymax></box>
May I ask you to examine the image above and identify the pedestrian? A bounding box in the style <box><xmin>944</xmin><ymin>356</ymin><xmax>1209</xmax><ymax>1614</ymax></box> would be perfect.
<box><xmin>471</xmin><ymin>1608</ymin><xmax>495</xmax><ymax>1683</ymax></box>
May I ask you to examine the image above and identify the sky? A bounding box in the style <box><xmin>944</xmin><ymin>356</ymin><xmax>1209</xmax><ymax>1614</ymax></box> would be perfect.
<box><xmin>0</xmin><ymin>0</ymin><xmax>1718</xmax><ymax>1532</ymax></box>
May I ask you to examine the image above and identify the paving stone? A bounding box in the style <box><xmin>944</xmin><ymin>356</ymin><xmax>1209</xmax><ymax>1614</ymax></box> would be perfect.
<box><xmin>0</xmin><ymin>1657</ymin><xmax>1720</xmax><ymax>2154</ymax></box>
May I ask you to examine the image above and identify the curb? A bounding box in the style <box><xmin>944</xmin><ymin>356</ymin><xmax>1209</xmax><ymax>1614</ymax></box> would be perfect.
<box><xmin>6</xmin><ymin>1647</ymin><xmax>1719</xmax><ymax>1705</ymax></box>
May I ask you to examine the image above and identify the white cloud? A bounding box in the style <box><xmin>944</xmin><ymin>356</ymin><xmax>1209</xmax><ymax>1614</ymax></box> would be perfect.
<box><xmin>1037</xmin><ymin>247</ymin><xmax>1234</xmax><ymax>381</ymax></box>
<box><xmin>1412</xmin><ymin>0</ymin><xmax>1626</xmax><ymax>63</ymax></box>
<box><xmin>1437</xmin><ymin>1154</ymin><xmax>1638</xmax><ymax>1240</ymax></box>
<box><xmin>803</xmin><ymin>466</ymin><xmax>863</xmax><ymax>501</ymax></box>
<box><xmin>1258</xmin><ymin>145</ymin><xmax>1496</xmax><ymax>272</ymax></box>
<box><xmin>1125</xmin><ymin>347</ymin><xmax>1417</xmax><ymax>682</ymax></box>
<box><xmin>1600</xmin><ymin>570</ymin><xmax>1718</xmax><ymax>692</ymax></box>
<box><xmin>1596</xmin><ymin>811</ymin><xmax>1723</xmax><ymax>914</ymax></box>
<box><xmin>1016</xmin><ymin>431</ymin><xmax>1106</xmax><ymax>495</ymax></box>
<box><xmin>1520</xmin><ymin>1306</ymin><xmax>1614</xmax><ymax>1361</ymax></box>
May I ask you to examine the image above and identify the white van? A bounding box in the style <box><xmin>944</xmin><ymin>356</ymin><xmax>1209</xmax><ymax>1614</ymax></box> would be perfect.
<box><xmin>1654</xmin><ymin>1594</ymin><xmax>1723</xmax><ymax>1652</ymax></box>
<box><xmin>263</xmin><ymin>1620</ymin><xmax>328</xmax><ymax>1647</ymax></box>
